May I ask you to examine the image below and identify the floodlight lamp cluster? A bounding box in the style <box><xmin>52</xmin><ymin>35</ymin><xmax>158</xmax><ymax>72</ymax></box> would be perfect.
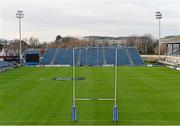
<box><xmin>156</xmin><ymin>11</ymin><xmax>162</xmax><ymax>19</ymax></box>
<box><xmin>16</xmin><ymin>10</ymin><xmax>24</xmax><ymax>18</ymax></box>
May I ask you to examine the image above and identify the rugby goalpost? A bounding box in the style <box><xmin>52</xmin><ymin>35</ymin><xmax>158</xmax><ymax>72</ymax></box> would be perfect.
<box><xmin>72</xmin><ymin>47</ymin><xmax>118</xmax><ymax>122</ymax></box>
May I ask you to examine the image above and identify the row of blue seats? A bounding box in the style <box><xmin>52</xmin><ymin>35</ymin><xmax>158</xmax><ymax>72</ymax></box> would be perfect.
<box><xmin>40</xmin><ymin>48</ymin><xmax>145</xmax><ymax>66</ymax></box>
<box><xmin>0</xmin><ymin>61</ymin><xmax>14</xmax><ymax>72</ymax></box>
<box><xmin>0</xmin><ymin>61</ymin><xmax>12</xmax><ymax>68</ymax></box>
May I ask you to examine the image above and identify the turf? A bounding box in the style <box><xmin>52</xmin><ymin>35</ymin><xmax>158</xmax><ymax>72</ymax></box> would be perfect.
<box><xmin>0</xmin><ymin>67</ymin><xmax>180</xmax><ymax>125</ymax></box>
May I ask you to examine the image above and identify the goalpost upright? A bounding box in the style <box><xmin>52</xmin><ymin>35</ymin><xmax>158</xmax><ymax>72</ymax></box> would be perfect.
<box><xmin>96</xmin><ymin>47</ymin><xmax>99</xmax><ymax>66</ymax></box>
<box><xmin>113</xmin><ymin>48</ymin><xmax>118</xmax><ymax>122</ymax></box>
<box><xmin>72</xmin><ymin>48</ymin><xmax>76</xmax><ymax>121</ymax></box>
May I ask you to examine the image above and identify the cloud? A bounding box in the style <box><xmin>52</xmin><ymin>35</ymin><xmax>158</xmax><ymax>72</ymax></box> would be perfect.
<box><xmin>1</xmin><ymin>0</ymin><xmax>180</xmax><ymax>41</ymax></box>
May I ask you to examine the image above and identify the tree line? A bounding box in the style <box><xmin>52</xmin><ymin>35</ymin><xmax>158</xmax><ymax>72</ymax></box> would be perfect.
<box><xmin>0</xmin><ymin>34</ymin><xmax>166</xmax><ymax>56</ymax></box>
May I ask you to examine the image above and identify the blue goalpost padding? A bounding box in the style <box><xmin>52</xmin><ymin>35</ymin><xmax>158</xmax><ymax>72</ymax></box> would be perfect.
<box><xmin>113</xmin><ymin>106</ymin><xmax>118</xmax><ymax>122</ymax></box>
<box><xmin>72</xmin><ymin>106</ymin><xmax>77</xmax><ymax>121</ymax></box>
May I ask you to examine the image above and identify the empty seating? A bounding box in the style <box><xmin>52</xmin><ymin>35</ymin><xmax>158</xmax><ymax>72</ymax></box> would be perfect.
<box><xmin>118</xmin><ymin>48</ymin><xmax>131</xmax><ymax>66</ymax></box>
<box><xmin>40</xmin><ymin>48</ymin><xmax>55</xmax><ymax>65</ymax></box>
<box><xmin>0</xmin><ymin>61</ymin><xmax>12</xmax><ymax>68</ymax></box>
<box><xmin>54</xmin><ymin>49</ymin><xmax>73</xmax><ymax>65</ymax></box>
<box><xmin>128</xmin><ymin>48</ymin><xmax>145</xmax><ymax>66</ymax></box>
<box><xmin>106</xmin><ymin>48</ymin><xmax>115</xmax><ymax>65</ymax></box>
<box><xmin>87</xmin><ymin>48</ymin><xmax>97</xmax><ymax>66</ymax></box>
<box><xmin>0</xmin><ymin>61</ymin><xmax>14</xmax><ymax>72</ymax></box>
<box><xmin>40</xmin><ymin>47</ymin><xmax>145</xmax><ymax>66</ymax></box>
<box><xmin>98</xmin><ymin>48</ymin><xmax>105</xmax><ymax>65</ymax></box>
<box><xmin>74</xmin><ymin>48</ymin><xmax>86</xmax><ymax>66</ymax></box>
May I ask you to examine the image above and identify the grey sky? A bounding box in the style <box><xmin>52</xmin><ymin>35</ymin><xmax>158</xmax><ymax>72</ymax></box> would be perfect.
<box><xmin>0</xmin><ymin>0</ymin><xmax>180</xmax><ymax>42</ymax></box>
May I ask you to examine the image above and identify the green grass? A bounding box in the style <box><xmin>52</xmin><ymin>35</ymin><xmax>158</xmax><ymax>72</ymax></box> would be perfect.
<box><xmin>0</xmin><ymin>67</ymin><xmax>180</xmax><ymax>125</ymax></box>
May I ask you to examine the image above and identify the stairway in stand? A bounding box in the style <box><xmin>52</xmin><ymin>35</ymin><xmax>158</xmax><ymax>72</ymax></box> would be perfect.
<box><xmin>126</xmin><ymin>48</ymin><xmax>134</xmax><ymax>66</ymax></box>
<box><xmin>50</xmin><ymin>48</ymin><xmax>59</xmax><ymax>65</ymax></box>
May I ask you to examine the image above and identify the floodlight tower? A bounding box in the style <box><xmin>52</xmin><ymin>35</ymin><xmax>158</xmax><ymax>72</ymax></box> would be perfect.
<box><xmin>156</xmin><ymin>11</ymin><xmax>162</xmax><ymax>57</ymax></box>
<box><xmin>16</xmin><ymin>10</ymin><xmax>24</xmax><ymax>64</ymax></box>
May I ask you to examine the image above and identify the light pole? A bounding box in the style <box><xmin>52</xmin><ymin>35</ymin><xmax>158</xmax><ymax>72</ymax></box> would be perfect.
<box><xmin>16</xmin><ymin>10</ymin><xmax>24</xmax><ymax>64</ymax></box>
<box><xmin>156</xmin><ymin>11</ymin><xmax>162</xmax><ymax>57</ymax></box>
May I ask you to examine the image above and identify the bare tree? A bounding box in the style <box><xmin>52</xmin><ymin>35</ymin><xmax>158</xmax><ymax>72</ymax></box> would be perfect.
<box><xmin>28</xmin><ymin>37</ymin><xmax>40</xmax><ymax>48</ymax></box>
<box><xmin>4</xmin><ymin>39</ymin><xmax>27</xmax><ymax>56</ymax></box>
<box><xmin>127</xmin><ymin>35</ymin><xmax>137</xmax><ymax>47</ymax></box>
<box><xmin>55</xmin><ymin>35</ymin><xmax>62</xmax><ymax>47</ymax></box>
<box><xmin>126</xmin><ymin>34</ymin><xmax>156</xmax><ymax>55</ymax></box>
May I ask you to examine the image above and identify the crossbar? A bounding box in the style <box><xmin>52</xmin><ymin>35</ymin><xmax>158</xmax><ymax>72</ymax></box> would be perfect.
<box><xmin>75</xmin><ymin>98</ymin><xmax>115</xmax><ymax>101</ymax></box>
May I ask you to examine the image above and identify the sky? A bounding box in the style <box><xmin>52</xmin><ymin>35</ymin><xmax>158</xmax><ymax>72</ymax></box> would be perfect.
<box><xmin>0</xmin><ymin>0</ymin><xmax>180</xmax><ymax>42</ymax></box>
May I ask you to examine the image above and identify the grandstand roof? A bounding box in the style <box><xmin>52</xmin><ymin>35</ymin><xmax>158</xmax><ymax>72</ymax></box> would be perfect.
<box><xmin>160</xmin><ymin>35</ymin><xmax>180</xmax><ymax>44</ymax></box>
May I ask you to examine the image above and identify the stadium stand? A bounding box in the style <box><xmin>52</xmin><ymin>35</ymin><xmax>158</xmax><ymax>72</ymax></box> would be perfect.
<box><xmin>40</xmin><ymin>47</ymin><xmax>145</xmax><ymax>66</ymax></box>
<box><xmin>40</xmin><ymin>48</ymin><xmax>55</xmax><ymax>65</ymax></box>
<box><xmin>98</xmin><ymin>48</ymin><xmax>105</xmax><ymax>65</ymax></box>
<box><xmin>106</xmin><ymin>48</ymin><xmax>115</xmax><ymax>65</ymax></box>
<box><xmin>74</xmin><ymin>48</ymin><xmax>86</xmax><ymax>66</ymax></box>
<box><xmin>118</xmin><ymin>48</ymin><xmax>131</xmax><ymax>66</ymax></box>
<box><xmin>128</xmin><ymin>48</ymin><xmax>145</xmax><ymax>66</ymax></box>
<box><xmin>87</xmin><ymin>48</ymin><xmax>98</xmax><ymax>66</ymax></box>
<box><xmin>54</xmin><ymin>48</ymin><xmax>73</xmax><ymax>65</ymax></box>
<box><xmin>0</xmin><ymin>60</ymin><xmax>14</xmax><ymax>72</ymax></box>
